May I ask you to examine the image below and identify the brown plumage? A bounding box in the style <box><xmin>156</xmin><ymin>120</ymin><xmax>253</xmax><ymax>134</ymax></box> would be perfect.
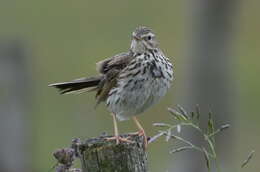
<box><xmin>49</xmin><ymin>26</ymin><xmax>174</xmax><ymax>147</ymax></box>
<box><xmin>49</xmin><ymin>51</ymin><xmax>134</xmax><ymax>105</ymax></box>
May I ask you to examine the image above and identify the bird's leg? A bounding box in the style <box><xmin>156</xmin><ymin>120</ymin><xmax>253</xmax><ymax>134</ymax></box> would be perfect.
<box><xmin>112</xmin><ymin>112</ymin><xmax>119</xmax><ymax>143</ymax></box>
<box><xmin>132</xmin><ymin>116</ymin><xmax>148</xmax><ymax>148</ymax></box>
<box><xmin>106</xmin><ymin>113</ymin><xmax>133</xmax><ymax>144</ymax></box>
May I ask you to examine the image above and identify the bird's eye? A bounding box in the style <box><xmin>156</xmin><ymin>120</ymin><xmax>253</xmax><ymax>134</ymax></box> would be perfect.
<box><xmin>147</xmin><ymin>36</ymin><xmax>152</xmax><ymax>40</ymax></box>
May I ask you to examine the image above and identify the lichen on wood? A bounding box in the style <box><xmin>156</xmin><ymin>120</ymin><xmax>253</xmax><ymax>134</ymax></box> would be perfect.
<box><xmin>79</xmin><ymin>134</ymin><xmax>148</xmax><ymax>172</ymax></box>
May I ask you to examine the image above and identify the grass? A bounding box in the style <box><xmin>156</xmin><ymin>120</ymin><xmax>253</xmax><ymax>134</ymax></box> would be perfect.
<box><xmin>151</xmin><ymin>105</ymin><xmax>254</xmax><ymax>172</ymax></box>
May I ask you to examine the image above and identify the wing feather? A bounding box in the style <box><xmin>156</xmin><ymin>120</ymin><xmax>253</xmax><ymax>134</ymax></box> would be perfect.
<box><xmin>95</xmin><ymin>51</ymin><xmax>135</xmax><ymax>105</ymax></box>
<box><xmin>96</xmin><ymin>52</ymin><xmax>134</xmax><ymax>74</ymax></box>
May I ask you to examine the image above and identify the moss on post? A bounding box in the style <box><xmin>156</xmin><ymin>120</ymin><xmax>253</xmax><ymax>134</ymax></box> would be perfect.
<box><xmin>79</xmin><ymin>134</ymin><xmax>148</xmax><ymax>172</ymax></box>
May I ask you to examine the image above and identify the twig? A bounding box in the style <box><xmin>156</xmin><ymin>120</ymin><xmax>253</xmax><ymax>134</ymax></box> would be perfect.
<box><xmin>241</xmin><ymin>150</ymin><xmax>255</xmax><ymax>168</ymax></box>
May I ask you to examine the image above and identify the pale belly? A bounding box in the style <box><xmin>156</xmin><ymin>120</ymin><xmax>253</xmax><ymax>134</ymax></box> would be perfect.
<box><xmin>106</xmin><ymin>74</ymin><xmax>171</xmax><ymax>121</ymax></box>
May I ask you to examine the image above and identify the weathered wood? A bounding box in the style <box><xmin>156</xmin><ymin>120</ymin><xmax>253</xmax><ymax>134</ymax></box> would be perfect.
<box><xmin>0</xmin><ymin>40</ymin><xmax>31</xmax><ymax>172</ymax></box>
<box><xmin>79</xmin><ymin>134</ymin><xmax>148</xmax><ymax>172</ymax></box>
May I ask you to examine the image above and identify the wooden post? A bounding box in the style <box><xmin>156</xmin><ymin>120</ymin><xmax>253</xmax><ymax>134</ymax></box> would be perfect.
<box><xmin>79</xmin><ymin>134</ymin><xmax>148</xmax><ymax>172</ymax></box>
<box><xmin>176</xmin><ymin>0</ymin><xmax>239</xmax><ymax>171</ymax></box>
<box><xmin>0</xmin><ymin>40</ymin><xmax>31</xmax><ymax>172</ymax></box>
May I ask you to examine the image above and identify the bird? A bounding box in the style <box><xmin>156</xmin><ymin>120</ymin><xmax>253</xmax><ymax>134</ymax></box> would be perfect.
<box><xmin>49</xmin><ymin>26</ymin><xmax>174</xmax><ymax>147</ymax></box>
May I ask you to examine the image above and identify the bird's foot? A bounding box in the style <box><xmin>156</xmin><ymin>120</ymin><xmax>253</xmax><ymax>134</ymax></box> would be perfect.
<box><xmin>106</xmin><ymin>136</ymin><xmax>133</xmax><ymax>144</ymax></box>
<box><xmin>131</xmin><ymin>130</ymin><xmax>148</xmax><ymax>149</ymax></box>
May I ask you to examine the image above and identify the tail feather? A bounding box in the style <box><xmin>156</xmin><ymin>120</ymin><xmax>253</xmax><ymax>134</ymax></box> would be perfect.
<box><xmin>49</xmin><ymin>76</ymin><xmax>101</xmax><ymax>94</ymax></box>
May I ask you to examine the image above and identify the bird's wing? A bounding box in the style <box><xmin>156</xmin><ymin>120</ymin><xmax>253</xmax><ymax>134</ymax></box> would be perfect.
<box><xmin>96</xmin><ymin>52</ymin><xmax>134</xmax><ymax>74</ymax></box>
<box><xmin>95</xmin><ymin>51</ymin><xmax>134</xmax><ymax>105</ymax></box>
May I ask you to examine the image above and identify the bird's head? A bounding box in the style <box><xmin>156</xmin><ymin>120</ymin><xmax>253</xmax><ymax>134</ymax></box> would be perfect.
<box><xmin>130</xmin><ymin>26</ymin><xmax>158</xmax><ymax>54</ymax></box>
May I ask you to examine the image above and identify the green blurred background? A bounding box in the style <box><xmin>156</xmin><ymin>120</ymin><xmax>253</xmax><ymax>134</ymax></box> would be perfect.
<box><xmin>0</xmin><ymin>0</ymin><xmax>259</xmax><ymax>172</ymax></box>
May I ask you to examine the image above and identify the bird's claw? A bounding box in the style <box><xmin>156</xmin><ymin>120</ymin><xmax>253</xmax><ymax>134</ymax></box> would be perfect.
<box><xmin>131</xmin><ymin>130</ymin><xmax>148</xmax><ymax>149</ymax></box>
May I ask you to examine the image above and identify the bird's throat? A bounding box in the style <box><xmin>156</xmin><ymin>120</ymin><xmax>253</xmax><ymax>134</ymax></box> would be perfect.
<box><xmin>130</xmin><ymin>40</ymin><xmax>146</xmax><ymax>54</ymax></box>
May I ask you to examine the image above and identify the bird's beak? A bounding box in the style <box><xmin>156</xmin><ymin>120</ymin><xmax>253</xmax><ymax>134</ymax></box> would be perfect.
<box><xmin>133</xmin><ymin>35</ymin><xmax>141</xmax><ymax>41</ymax></box>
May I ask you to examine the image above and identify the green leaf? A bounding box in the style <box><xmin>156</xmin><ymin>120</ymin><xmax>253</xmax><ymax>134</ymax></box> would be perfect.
<box><xmin>191</xmin><ymin>111</ymin><xmax>195</xmax><ymax>119</ymax></box>
<box><xmin>168</xmin><ymin>107</ymin><xmax>188</xmax><ymax>121</ymax></box>
<box><xmin>208</xmin><ymin>123</ymin><xmax>230</xmax><ymax>138</ymax></box>
<box><xmin>177</xmin><ymin>104</ymin><xmax>189</xmax><ymax>119</ymax></box>
<box><xmin>207</xmin><ymin>111</ymin><xmax>214</xmax><ymax>135</ymax></box>
<box><xmin>195</xmin><ymin>104</ymin><xmax>200</xmax><ymax>120</ymax></box>
<box><xmin>219</xmin><ymin>124</ymin><xmax>230</xmax><ymax>131</ymax></box>
<box><xmin>241</xmin><ymin>150</ymin><xmax>255</xmax><ymax>168</ymax></box>
<box><xmin>169</xmin><ymin>146</ymin><xmax>193</xmax><ymax>154</ymax></box>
